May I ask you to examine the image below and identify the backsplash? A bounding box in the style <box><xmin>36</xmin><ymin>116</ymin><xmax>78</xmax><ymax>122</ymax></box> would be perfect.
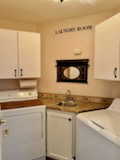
<box><xmin>38</xmin><ymin>92</ymin><xmax>113</xmax><ymax>104</ymax></box>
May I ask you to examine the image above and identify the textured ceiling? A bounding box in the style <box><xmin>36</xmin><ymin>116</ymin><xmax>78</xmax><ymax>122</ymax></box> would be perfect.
<box><xmin>0</xmin><ymin>0</ymin><xmax>119</xmax><ymax>24</ymax></box>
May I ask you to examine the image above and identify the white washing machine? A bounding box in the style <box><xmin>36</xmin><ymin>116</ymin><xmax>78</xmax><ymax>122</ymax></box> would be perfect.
<box><xmin>76</xmin><ymin>99</ymin><xmax>120</xmax><ymax>160</ymax></box>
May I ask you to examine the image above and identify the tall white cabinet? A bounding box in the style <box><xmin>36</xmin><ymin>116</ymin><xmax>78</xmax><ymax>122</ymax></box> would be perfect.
<box><xmin>47</xmin><ymin>110</ymin><xmax>75</xmax><ymax>160</ymax></box>
<box><xmin>94</xmin><ymin>13</ymin><xmax>120</xmax><ymax>80</ymax></box>
<box><xmin>0</xmin><ymin>29</ymin><xmax>41</xmax><ymax>79</ymax></box>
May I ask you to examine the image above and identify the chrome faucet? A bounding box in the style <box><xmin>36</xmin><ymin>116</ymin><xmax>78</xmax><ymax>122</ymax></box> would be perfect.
<box><xmin>58</xmin><ymin>89</ymin><xmax>76</xmax><ymax>106</ymax></box>
<box><xmin>64</xmin><ymin>89</ymin><xmax>74</xmax><ymax>102</ymax></box>
<box><xmin>65</xmin><ymin>89</ymin><xmax>72</xmax><ymax>100</ymax></box>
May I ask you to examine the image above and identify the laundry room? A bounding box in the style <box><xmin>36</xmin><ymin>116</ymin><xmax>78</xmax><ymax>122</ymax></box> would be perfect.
<box><xmin>0</xmin><ymin>0</ymin><xmax>120</xmax><ymax>160</ymax></box>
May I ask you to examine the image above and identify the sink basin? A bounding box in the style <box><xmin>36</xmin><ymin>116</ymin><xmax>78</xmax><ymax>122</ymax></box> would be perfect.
<box><xmin>57</xmin><ymin>101</ymin><xmax>77</xmax><ymax>107</ymax></box>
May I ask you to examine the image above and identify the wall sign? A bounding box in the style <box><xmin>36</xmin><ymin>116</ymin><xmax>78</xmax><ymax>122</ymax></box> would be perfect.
<box><xmin>55</xmin><ymin>25</ymin><xmax>93</xmax><ymax>34</ymax></box>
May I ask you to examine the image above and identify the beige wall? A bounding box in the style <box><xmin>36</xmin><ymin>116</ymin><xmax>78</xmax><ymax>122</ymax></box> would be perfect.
<box><xmin>0</xmin><ymin>19</ymin><xmax>38</xmax><ymax>90</ymax></box>
<box><xmin>38</xmin><ymin>10</ymin><xmax>120</xmax><ymax>98</ymax></box>
<box><xmin>1</xmin><ymin>10</ymin><xmax>120</xmax><ymax>98</ymax></box>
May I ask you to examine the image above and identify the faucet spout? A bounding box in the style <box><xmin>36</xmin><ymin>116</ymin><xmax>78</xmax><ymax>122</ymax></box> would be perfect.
<box><xmin>58</xmin><ymin>89</ymin><xmax>77</xmax><ymax>107</ymax></box>
<box><xmin>65</xmin><ymin>89</ymin><xmax>71</xmax><ymax>97</ymax></box>
<box><xmin>64</xmin><ymin>89</ymin><xmax>74</xmax><ymax>101</ymax></box>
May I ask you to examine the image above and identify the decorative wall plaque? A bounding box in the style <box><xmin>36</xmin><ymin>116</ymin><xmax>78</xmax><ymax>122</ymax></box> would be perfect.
<box><xmin>56</xmin><ymin>59</ymin><xmax>89</xmax><ymax>83</ymax></box>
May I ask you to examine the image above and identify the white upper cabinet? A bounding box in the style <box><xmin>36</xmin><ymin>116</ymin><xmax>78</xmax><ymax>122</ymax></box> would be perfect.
<box><xmin>0</xmin><ymin>29</ymin><xmax>41</xmax><ymax>79</ymax></box>
<box><xmin>19</xmin><ymin>32</ymin><xmax>41</xmax><ymax>78</ymax></box>
<box><xmin>0</xmin><ymin>29</ymin><xmax>18</xmax><ymax>79</ymax></box>
<box><xmin>94</xmin><ymin>13</ymin><xmax>120</xmax><ymax>81</ymax></box>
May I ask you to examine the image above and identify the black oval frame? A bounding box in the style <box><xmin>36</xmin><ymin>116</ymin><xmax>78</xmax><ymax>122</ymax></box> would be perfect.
<box><xmin>56</xmin><ymin>59</ymin><xmax>89</xmax><ymax>83</ymax></box>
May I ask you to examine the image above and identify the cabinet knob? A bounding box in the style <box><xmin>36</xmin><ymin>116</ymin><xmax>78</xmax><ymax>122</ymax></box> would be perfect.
<box><xmin>68</xmin><ymin>118</ymin><xmax>72</xmax><ymax>122</ymax></box>
<box><xmin>113</xmin><ymin>67</ymin><xmax>117</xmax><ymax>78</ymax></box>
<box><xmin>14</xmin><ymin>69</ymin><xmax>17</xmax><ymax>77</ymax></box>
<box><xmin>20</xmin><ymin>69</ymin><xmax>23</xmax><ymax>77</ymax></box>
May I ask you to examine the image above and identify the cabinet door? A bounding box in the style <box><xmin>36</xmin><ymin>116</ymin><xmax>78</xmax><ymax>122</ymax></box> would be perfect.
<box><xmin>47</xmin><ymin>110</ymin><xmax>74</xmax><ymax>160</ymax></box>
<box><xmin>2</xmin><ymin>107</ymin><xmax>46</xmax><ymax>160</ymax></box>
<box><xmin>0</xmin><ymin>29</ymin><xmax>18</xmax><ymax>79</ymax></box>
<box><xmin>18</xmin><ymin>32</ymin><xmax>41</xmax><ymax>78</ymax></box>
<box><xmin>94</xmin><ymin>13</ymin><xmax>120</xmax><ymax>80</ymax></box>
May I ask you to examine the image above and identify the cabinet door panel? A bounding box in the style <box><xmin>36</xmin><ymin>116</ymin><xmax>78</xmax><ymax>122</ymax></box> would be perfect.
<box><xmin>47</xmin><ymin>111</ymin><xmax>73</xmax><ymax>160</ymax></box>
<box><xmin>94</xmin><ymin>14</ymin><xmax>120</xmax><ymax>80</ymax></box>
<box><xmin>2</xmin><ymin>111</ymin><xmax>45</xmax><ymax>160</ymax></box>
<box><xmin>19</xmin><ymin>32</ymin><xmax>41</xmax><ymax>78</ymax></box>
<box><xmin>0</xmin><ymin>29</ymin><xmax>18</xmax><ymax>79</ymax></box>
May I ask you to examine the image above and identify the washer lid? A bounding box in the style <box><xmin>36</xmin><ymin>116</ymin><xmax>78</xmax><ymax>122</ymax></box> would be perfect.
<box><xmin>77</xmin><ymin>109</ymin><xmax>120</xmax><ymax>147</ymax></box>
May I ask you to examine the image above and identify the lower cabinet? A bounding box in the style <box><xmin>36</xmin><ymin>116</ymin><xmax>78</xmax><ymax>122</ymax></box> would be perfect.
<box><xmin>2</xmin><ymin>106</ymin><xmax>46</xmax><ymax>160</ymax></box>
<box><xmin>47</xmin><ymin>110</ymin><xmax>76</xmax><ymax>160</ymax></box>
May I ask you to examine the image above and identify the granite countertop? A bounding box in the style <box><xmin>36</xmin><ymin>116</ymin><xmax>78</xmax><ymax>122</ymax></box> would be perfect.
<box><xmin>0</xmin><ymin>100</ymin><xmax>43</xmax><ymax>110</ymax></box>
<box><xmin>0</xmin><ymin>98</ymin><xmax>111</xmax><ymax>113</ymax></box>
<box><xmin>39</xmin><ymin>98</ymin><xmax>111</xmax><ymax>113</ymax></box>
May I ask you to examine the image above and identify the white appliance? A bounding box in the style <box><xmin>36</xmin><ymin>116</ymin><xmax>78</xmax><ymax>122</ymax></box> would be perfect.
<box><xmin>76</xmin><ymin>99</ymin><xmax>120</xmax><ymax>160</ymax></box>
<box><xmin>0</xmin><ymin>89</ymin><xmax>38</xmax><ymax>102</ymax></box>
<box><xmin>0</xmin><ymin>90</ymin><xmax>46</xmax><ymax>160</ymax></box>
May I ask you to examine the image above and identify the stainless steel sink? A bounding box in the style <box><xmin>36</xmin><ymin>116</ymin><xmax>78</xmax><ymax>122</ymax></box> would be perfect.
<box><xmin>57</xmin><ymin>101</ymin><xmax>77</xmax><ymax>107</ymax></box>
